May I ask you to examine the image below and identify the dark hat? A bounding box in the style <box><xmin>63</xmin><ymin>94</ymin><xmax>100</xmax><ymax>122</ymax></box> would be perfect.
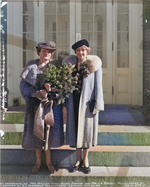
<box><xmin>36</xmin><ymin>41</ymin><xmax>56</xmax><ymax>50</ymax></box>
<box><xmin>72</xmin><ymin>39</ymin><xmax>89</xmax><ymax>50</ymax></box>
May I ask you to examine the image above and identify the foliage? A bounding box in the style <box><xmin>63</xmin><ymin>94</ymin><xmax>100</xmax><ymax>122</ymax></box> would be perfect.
<box><xmin>35</xmin><ymin>63</ymin><xmax>79</xmax><ymax>105</ymax></box>
<box><xmin>143</xmin><ymin>88</ymin><xmax>150</xmax><ymax>122</ymax></box>
<box><xmin>31</xmin><ymin>63</ymin><xmax>89</xmax><ymax>112</ymax></box>
<box><xmin>13</xmin><ymin>97</ymin><xmax>21</xmax><ymax>106</ymax></box>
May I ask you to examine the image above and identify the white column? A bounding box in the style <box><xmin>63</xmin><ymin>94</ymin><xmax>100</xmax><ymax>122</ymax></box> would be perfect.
<box><xmin>130</xmin><ymin>0</ymin><xmax>143</xmax><ymax>105</ymax></box>
<box><xmin>7</xmin><ymin>1</ymin><xmax>23</xmax><ymax>107</ymax></box>
<box><xmin>75</xmin><ymin>0</ymin><xmax>81</xmax><ymax>41</ymax></box>
<box><xmin>34</xmin><ymin>1</ymin><xmax>45</xmax><ymax>59</ymax></box>
<box><xmin>138</xmin><ymin>0</ymin><xmax>143</xmax><ymax>106</ymax></box>
<box><xmin>70</xmin><ymin>1</ymin><xmax>76</xmax><ymax>54</ymax></box>
<box><xmin>38</xmin><ymin>2</ymin><xmax>45</xmax><ymax>42</ymax></box>
<box><xmin>106</xmin><ymin>2</ymin><xmax>113</xmax><ymax>104</ymax></box>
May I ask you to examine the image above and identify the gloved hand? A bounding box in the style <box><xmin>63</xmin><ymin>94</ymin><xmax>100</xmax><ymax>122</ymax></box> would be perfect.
<box><xmin>40</xmin><ymin>89</ymin><xmax>47</xmax><ymax>98</ymax></box>
<box><xmin>93</xmin><ymin>108</ymin><xmax>98</xmax><ymax>115</ymax></box>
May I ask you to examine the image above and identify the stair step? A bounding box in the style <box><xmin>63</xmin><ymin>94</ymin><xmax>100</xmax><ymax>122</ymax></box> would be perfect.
<box><xmin>1</xmin><ymin>124</ymin><xmax>150</xmax><ymax>146</ymax></box>
<box><xmin>1</xmin><ymin>166</ymin><xmax>150</xmax><ymax>186</ymax></box>
<box><xmin>98</xmin><ymin>125</ymin><xmax>150</xmax><ymax>132</ymax></box>
<box><xmin>2</xmin><ymin>107</ymin><xmax>149</xmax><ymax>185</ymax></box>
<box><xmin>5</xmin><ymin>104</ymin><xmax>146</xmax><ymax>125</ymax></box>
<box><xmin>1</xmin><ymin>145</ymin><xmax>150</xmax><ymax>167</ymax></box>
<box><xmin>4</xmin><ymin>111</ymin><xmax>25</xmax><ymax>124</ymax></box>
<box><xmin>1</xmin><ymin>166</ymin><xmax>150</xmax><ymax>177</ymax></box>
<box><xmin>1</xmin><ymin>124</ymin><xmax>150</xmax><ymax>133</ymax></box>
<box><xmin>99</xmin><ymin>105</ymin><xmax>145</xmax><ymax>125</ymax></box>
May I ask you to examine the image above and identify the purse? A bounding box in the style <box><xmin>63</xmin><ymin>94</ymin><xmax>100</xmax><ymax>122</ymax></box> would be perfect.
<box><xmin>89</xmin><ymin>99</ymin><xmax>96</xmax><ymax>113</ymax></box>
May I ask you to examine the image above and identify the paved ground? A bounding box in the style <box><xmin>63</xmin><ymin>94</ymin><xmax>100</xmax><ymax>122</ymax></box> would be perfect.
<box><xmin>1</xmin><ymin>166</ymin><xmax>150</xmax><ymax>177</ymax></box>
<box><xmin>1</xmin><ymin>166</ymin><xmax>150</xmax><ymax>187</ymax></box>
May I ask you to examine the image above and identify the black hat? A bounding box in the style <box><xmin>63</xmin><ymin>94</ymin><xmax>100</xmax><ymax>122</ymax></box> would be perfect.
<box><xmin>36</xmin><ymin>41</ymin><xmax>56</xmax><ymax>50</ymax></box>
<box><xmin>72</xmin><ymin>39</ymin><xmax>89</xmax><ymax>50</ymax></box>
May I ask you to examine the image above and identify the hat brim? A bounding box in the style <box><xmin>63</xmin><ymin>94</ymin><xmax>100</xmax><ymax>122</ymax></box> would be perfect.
<box><xmin>37</xmin><ymin>45</ymin><xmax>56</xmax><ymax>50</ymax></box>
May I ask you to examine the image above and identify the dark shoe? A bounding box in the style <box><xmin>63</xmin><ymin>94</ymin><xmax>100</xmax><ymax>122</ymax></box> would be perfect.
<box><xmin>47</xmin><ymin>164</ymin><xmax>55</xmax><ymax>173</ymax></box>
<box><xmin>69</xmin><ymin>160</ymin><xmax>83</xmax><ymax>172</ymax></box>
<box><xmin>84</xmin><ymin>166</ymin><xmax>91</xmax><ymax>174</ymax></box>
<box><xmin>32</xmin><ymin>164</ymin><xmax>41</xmax><ymax>174</ymax></box>
<box><xmin>69</xmin><ymin>164</ymin><xmax>79</xmax><ymax>172</ymax></box>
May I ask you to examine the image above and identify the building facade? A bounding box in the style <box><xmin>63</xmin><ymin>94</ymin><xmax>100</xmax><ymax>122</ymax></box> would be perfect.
<box><xmin>6</xmin><ymin>0</ymin><xmax>143</xmax><ymax>107</ymax></box>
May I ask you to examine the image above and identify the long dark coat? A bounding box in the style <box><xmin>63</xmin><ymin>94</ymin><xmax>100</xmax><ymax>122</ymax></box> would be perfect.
<box><xmin>20</xmin><ymin>59</ymin><xmax>64</xmax><ymax>150</ymax></box>
<box><xmin>63</xmin><ymin>55</ymin><xmax>104</xmax><ymax>148</ymax></box>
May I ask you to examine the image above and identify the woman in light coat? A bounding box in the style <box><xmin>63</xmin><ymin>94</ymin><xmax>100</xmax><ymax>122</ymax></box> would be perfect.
<box><xmin>63</xmin><ymin>39</ymin><xmax>104</xmax><ymax>174</ymax></box>
<box><xmin>20</xmin><ymin>41</ymin><xmax>63</xmax><ymax>174</ymax></box>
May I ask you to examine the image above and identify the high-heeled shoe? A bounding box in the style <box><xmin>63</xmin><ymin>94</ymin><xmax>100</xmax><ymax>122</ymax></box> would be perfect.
<box><xmin>32</xmin><ymin>164</ymin><xmax>41</xmax><ymax>174</ymax></box>
<box><xmin>83</xmin><ymin>166</ymin><xmax>91</xmax><ymax>174</ymax></box>
<box><xmin>69</xmin><ymin>160</ymin><xmax>83</xmax><ymax>172</ymax></box>
<box><xmin>47</xmin><ymin>164</ymin><xmax>55</xmax><ymax>173</ymax></box>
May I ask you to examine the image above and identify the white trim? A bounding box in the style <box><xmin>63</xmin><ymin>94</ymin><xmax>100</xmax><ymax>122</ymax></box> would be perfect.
<box><xmin>70</xmin><ymin>1</ymin><xmax>76</xmax><ymax>54</ymax></box>
<box><xmin>138</xmin><ymin>1</ymin><xmax>143</xmax><ymax>106</ymax></box>
<box><xmin>7</xmin><ymin>2</ymin><xmax>23</xmax><ymax>107</ymax></box>
<box><xmin>0</xmin><ymin>124</ymin><xmax>24</xmax><ymax>132</ymax></box>
<box><xmin>1</xmin><ymin>145</ymin><xmax>150</xmax><ymax>152</ymax></box>
<box><xmin>1</xmin><ymin>124</ymin><xmax>150</xmax><ymax>133</ymax></box>
<box><xmin>130</xmin><ymin>1</ymin><xmax>143</xmax><ymax>105</ymax></box>
<box><xmin>75</xmin><ymin>0</ymin><xmax>81</xmax><ymax>39</ymax></box>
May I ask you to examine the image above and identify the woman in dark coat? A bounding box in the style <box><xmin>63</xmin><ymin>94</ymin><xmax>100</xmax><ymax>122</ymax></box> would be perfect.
<box><xmin>20</xmin><ymin>41</ymin><xmax>63</xmax><ymax>174</ymax></box>
<box><xmin>63</xmin><ymin>39</ymin><xmax>104</xmax><ymax>174</ymax></box>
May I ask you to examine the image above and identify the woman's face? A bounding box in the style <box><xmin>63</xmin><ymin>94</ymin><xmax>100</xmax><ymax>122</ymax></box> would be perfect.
<box><xmin>75</xmin><ymin>46</ymin><xmax>88</xmax><ymax>61</ymax></box>
<box><xmin>39</xmin><ymin>48</ymin><xmax>53</xmax><ymax>62</ymax></box>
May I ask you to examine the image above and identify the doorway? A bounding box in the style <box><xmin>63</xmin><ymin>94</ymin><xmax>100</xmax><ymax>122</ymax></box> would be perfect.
<box><xmin>69</xmin><ymin>0</ymin><xmax>132</xmax><ymax>105</ymax></box>
<box><xmin>22</xmin><ymin>0</ymin><xmax>143</xmax><ymax>105</ymax></box>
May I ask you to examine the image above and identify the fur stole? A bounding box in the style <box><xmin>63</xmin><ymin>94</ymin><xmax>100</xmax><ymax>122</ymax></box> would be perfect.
<box><xmin>63</xmin><ymin>55</ymin><xmax>102</xmax><ymax>73</ymax></box>
<box><xmin>81</xmin><ymin>55</ymin><xmax>102</xmax><ymax>73</ymax></box>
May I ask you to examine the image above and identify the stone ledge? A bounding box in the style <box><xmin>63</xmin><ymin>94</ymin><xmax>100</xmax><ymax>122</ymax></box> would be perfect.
<box><xmin>99</xmin><ymin>105</ymin><xmax>146</xmax><ymax>125</ymax></box>
<box><xmin>1</xmin><ymin>166</ymin><xmax>150</xmax><ymax>187</ymax></box>
<box><xmin>4</xmin><ymin>112</ymin><xmax>25</xmax><ymax>124</ymax></box>
<box><xmin>1</xmin><ymin>125</ymin><xmax>150</xmax><ymax>146</ymax></box>
<box><xmin>5</xmin><ymin>104</ymin><xmax>146</xmax><ymax>125</ymax></box>
<box><xmin>1</xmin><ymin>124</ymin><xmax>150</xmax><ymax>133</ymax></box>
<box><xmin>1</xmin><ymin>130</ymin><xmax>150</xmax><ymax>145</ymax></box>
<box><xmin>98</xmin><ymin>125</ymin><xmax>150</xmax><ymax>132</ymax></box>
<box><xmin>1</xmin><ymin>146</ymin><xmax>150</xmax><ymax>167</ymax></box>
<box><xmin>0</xmin><ymin>124</ymin><xmax>24</xmax><ymax>132</ymax></box>
<box><xmin>1</xmin><ymin>145</ymin><xmax>150</xmax><ymax>152</ymax></box>
<box><xmin>1</xmin><ymin>166</ymin><xmax>150</xmax><ymax>177</ymax></box>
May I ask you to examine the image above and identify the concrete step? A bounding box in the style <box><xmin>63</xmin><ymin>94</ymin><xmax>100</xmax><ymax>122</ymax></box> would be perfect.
<box><xmin>1</xmin><ymin>145</ymin><xmax>150</xmax><ymax>167</ymax></box>
<box><xmin>4</xmin><ymin>111</ymin><xmax>25</xmax><ymax>124</ymax></box>
<box><xmin>1</xmin><ymin>166</ymin><xmax>150</xmax><ymax>186</ymax></box>
<box><xmin>98</xmin><ymin>125</ymin><xmax>150</xmax><ymax>146</ymax></box>
<box><xmin>5</xmin><ymin>104</ymin><xmax>146</xmax><ymax>125</ymax></box>
<box><xmin>99</xmin><ymin>105</ymin><xmax>146</xmax><ymax>125</ymax></box>
<box><xmin>2</xmin><ymin>166</ymin><xmax>150</xmax><ymax>177</ymax></box>
<box><xmin>1</xmin><ymin>124</ymin><xmax>150</xmax><ymax>146</ymax></box>
<box><xmin>2</xmin><ymin>106</ymin><xmax>149</xmax><ymax>185</ymax></box>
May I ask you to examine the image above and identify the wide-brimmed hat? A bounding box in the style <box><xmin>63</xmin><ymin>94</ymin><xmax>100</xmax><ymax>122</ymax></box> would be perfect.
<box><xmin>72</xmin><ymin>39</ymin><xmax>89</xmax><ymax>50</ymax></box>
<box><xmin>36</xmin><ymin>41</ymin><xmax>56</xmax><ymax>50</ymax></box>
